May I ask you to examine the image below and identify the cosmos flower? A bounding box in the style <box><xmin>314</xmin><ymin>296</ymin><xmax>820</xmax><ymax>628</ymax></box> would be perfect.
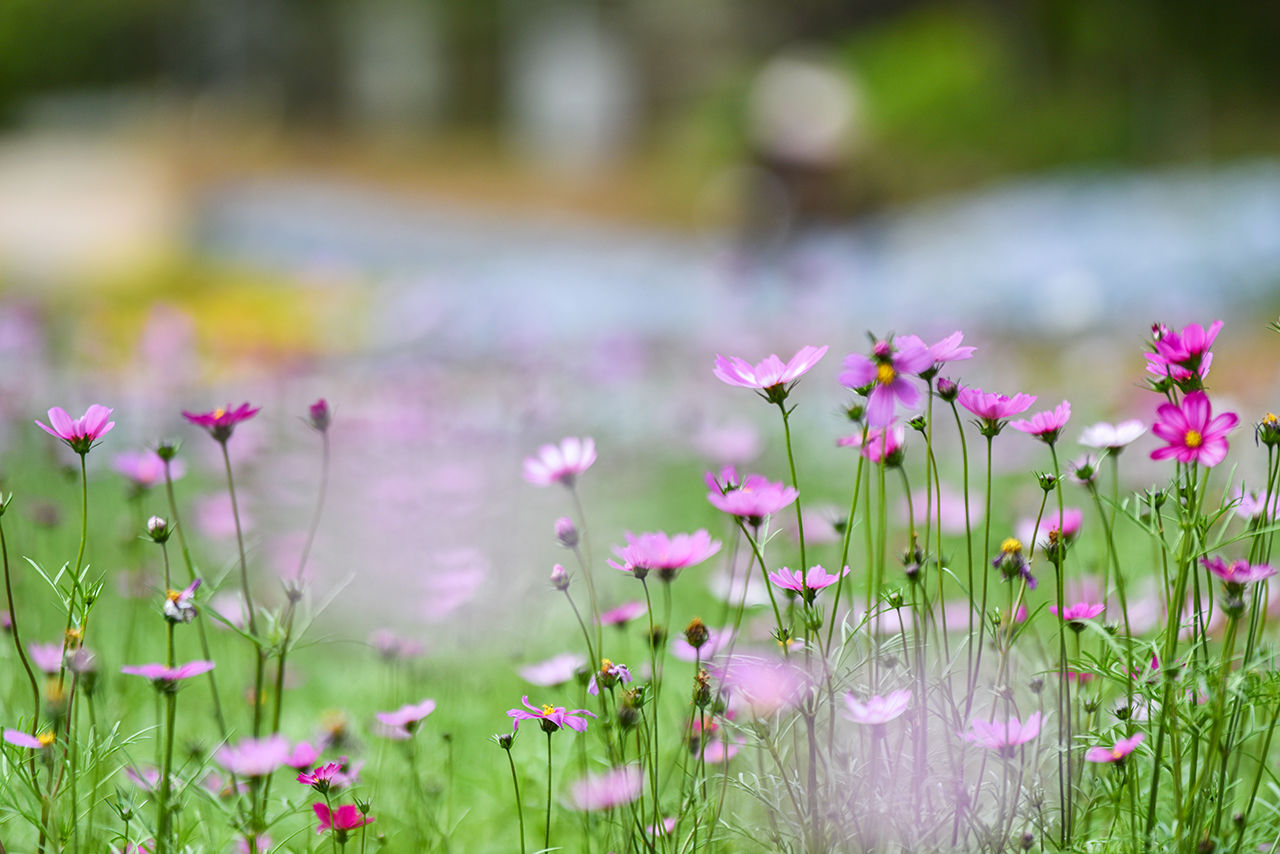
<box><xmin>36</xmin><ymin>405</ymin><xmax>115</xmax><ymax>455</ymax></box>
<box><xmin>957</xmin><ymin>387</ymin><xmax>1037</xmax><ymax>435</ymax></box>
<box><xmin>163</xmin><ymin>579</ymin><xmax>201</xmax><ymax>624</ymax></box>
<box><xmin>964</xmin><ymin>711</ymin><xmax>1042</xmax><ymax>754</ymax></box>
<box><xmin>608</xmin><ymin>530</ymin><xmax>721</xmax><ymax>581</ymax></box>
<box><xmin>840</xmin><ymin>338</ymin><xmax>933</xmax><ymax>426</ymax></box>
<box><xmin>843</xmin><ymin>689</ymin><xmax>911</xmax><ymax>726</ymax></box>
<box><xmin>587</xmin><ymin>659</ymin><xmax>633</xmax><ymax>696</ymax></box>
<box><xmin>1079</xmin><ymin>420</ymin><xmax>1146</xmax><ymax>452</ymax></box>
<box><xmin>216</xmin><ymin>735</ymin><xmax>292</xmax><ymax>778</ymax></box>
<box><xmin>29</xmin><ymin>642</ymin><xmax>63</xmax><ymax>675</ymax></box>
<box><xmin>713</xmin><ymin>345</ymin><xmax>828</xmax><ymax>403</ymax></box>
<box><xmin>839</xmin><ymin>424</ymin><xmax>906</xmax><ymax>465</ymax></box>
<box><xmin>566</xmin><ymin>765</ymin><xmax>644</xmax><ymax>811</ymax></box>
<box><xmin>768</xmin><ymin>565</ymin><xmax>849</xmax><ymax>604</ymax></box>
<box><xmin>314</xmin><ymin>803</ymin><xmax>373</xmax><ymax>834</ymax></box>
<box><xmin>183</xmin><ymin>403</ymin><xmax>259</xmax><ymax>443</ymax></box>
<box><xmin>120</xmin><ymin>660</ymin><xmax>215</xmax><ymax>688</ymax></box>
<box><xmin>508</xmin><ymin>696</ymin><xmax>596</xmax><ymax>734</ymax></box>
<box><xmin>115</xmin><ymin>450</ymin><xmax>185</xmax><ymax>489</ymax></box>
<box><xmin>1085</xmin><ymin>732</ymin><xmax>1145</xmax><ymax>764</ymax></box>
<box><xmin>375</xmin><ymin>699</ymin><xmax>436</xmax><ymax>739</ymax></box>
<box><xmin>1150</xmin><ymin>391</ymin><xmax>1237</xmax><ymax>467</ymax></box>
<box><xmin>1201</xmin><ymin>556</ymin><xmax>1276</xmax><ymax>589</ymax></box>
<box><xmin>706</xmin><ymin>473</ymin><xmax>798</xmax><ymax>525</ymax></box>
<box><xmin>1011</xmin><ymin>400</ymin><xmax>1071</xmax><ymax>444</ymax></box>
<box><xmin>1049</xmin><ymin>602</ymin><xmax>1105</xmax><ymax>628</ymax></box>
<box><xmin>598</xmin><ymin>602</ymin><xmax>647</xmax><ymax>627</ymax></box>
<box><xmin>522</xmin><ymin>437</ymin><xmax>596</xmax><ymax>487</ymax></box>
<box><xmin>519</xmin><ymin>653</ymin><xmax>586</xmax><ymax>687</ymax></box>
<box><xmin>3</xmin><ymin>729</ymin><xmax>54</xmax><ymax>750</ymax></box>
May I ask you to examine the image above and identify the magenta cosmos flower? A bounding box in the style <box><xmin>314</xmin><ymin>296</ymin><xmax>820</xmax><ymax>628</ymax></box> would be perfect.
<box><xmin>1011</xmin><ymin>400</ymin><xmax>1071</xmax><ymax>444</ymax></box>
<box><xmin>768</xmin><ymin>565</ymin><xmax>849</xmax><ymax>604</ymax></box>
<box><xmin>375</xmin><ymin>698</ymin><xmax>436</xmax><ymax>739</ymax></box>
<box><xmin>608</xmin><ymin>529</ymin><xmax>721</xmax><ymax>581</ymax></box>
<box><xmin>522</xmin><ymin>437</ymin><xmax>596</xmax><ymax>487</ymax></box>
<box><xmin>1201</xmin><ymin>556</ymin><xmax>1276</xmax><ymax>590</ymax></box>
<box><xmin>36</xmin><ymin>405</ymin><xmax>115</xmax><ymax>455</ymax></box>
<box><xmin>713</xmin><ymin>345</ymin><xmax>828</xmax><ymax>403</ymax></box>
<box><xmin>1079</xmin><ymin>420</ymin><xmax>1146</xmax><ymax>452</ymax></box>
<box><xmin>840</xmin><ymin>338</ymin><xmax>933</xmax><ymax>426</ymax></box>
<box><xmin>314</xmin><ymin>802</ymin><xmax>373</xmax><ymax>835</ymax></box>
<box><xmin>1049</xmin><ymin>602</ymin><xmax>1105</xmax><ymax>630</ymax></box>
<box><xmin>216</xmin><ymin>734</ymin><xmax>292</xmax><ymax>778</ymax></box>
<box><xmin>843</xmin><ymin>689</ymin><xmax>911</xmax><ymax>726</ymax></box>
<box><xmin>508</xmin><ymin>696</ymin><xmax>596</xmax><ymax>734</ymax></box>
<box><xmin>298</xmin><ymin>760</ymin><xmax>358</xmax><ymax>793</ymax></box>
<box><xmin>1147</xmin><ymin>320</ymin><xmax>1222</xmax><ymax>383</ymax></box>
<box><xmin>957</xmin><ymin>387</ymin><xmax>1037</xmax><ymax>436</ymax></box>
<box><xmin>598</xmin><ymin>601</ymin><xmax>646</xmax><ymax>627</ymax></box>
<box><xmin>568</xmin><ymin>765</ymin><xmax>645</xmax><ymax>811</ymax></box>
<box><xmin>1086</xmin><ymin>732</ymin><xmax>1145</xmax><ymax>764</ymax></box>
<box><xmin>183</xmin><ymin>403</ymin><xmax>259</xmax><ymax>443</ymax></box>
<box><xmin>964</xmin><ymin>711</ymin><xmax>1042</xmax><ymax>755</ymax></box>
<box><xmin>706</xmin><ymin>472</ymin><xmax>798</xmax><ymax>525</ymax></box>
<box><xmin>121</xmin><ymin>660</ymin><xmax>215</xmax><ymax>688</ymax></box>
<box><xmin>1150</xmin><ymin>391</ymin><xmax>1237</xmax><ymax>467</ymax></box>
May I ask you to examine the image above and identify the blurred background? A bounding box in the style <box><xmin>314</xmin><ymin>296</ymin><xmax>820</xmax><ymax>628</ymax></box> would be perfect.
<box><xmin>2</xmin><ymin>0</ymin><xmax>1280</xmax><ymax>638</ymax></box>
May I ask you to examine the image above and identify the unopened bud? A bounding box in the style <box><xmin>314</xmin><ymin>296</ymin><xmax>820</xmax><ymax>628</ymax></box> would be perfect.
<box><xmin>308</xmin><ymin>399</ymin><xmax>331</xmax><ymax>433</ymax></box>
<box><xmin>936</xmin><ymin>378</ymin><xmax>958</xmax><ymax>402</ymax></box>
<box><xmin>684</xmin><ymin>618</ymin><xmax>709</xmax><ymax>650</ymax></box>
<box><xmin>146</xmin><ymin>516</ymin><xmax>170</xmax><ymax>543</ymax></box>
<box><xmin>549</xmin><ymin>563</ymin><xmax>570</xmax><ymax>591</ymax></box>
<box><xmin>554</xmin><ymin>517</ymin><xmax>579</xmax><ymax>548</ymax></box>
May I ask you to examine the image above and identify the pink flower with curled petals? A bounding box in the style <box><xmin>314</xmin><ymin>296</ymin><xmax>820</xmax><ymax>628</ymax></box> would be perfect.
<box><xmin>1086</xmin><ymin>732</ymin><xmax>1145</xmax><ymax>764</ymax></box>
<box><xmin>840</xmin><ymin>338</ymin><xmax>933</xmax><ymax>426</ymax></box>
<box><xmin>182</xmin><ymin>403</ymin><xmax>259</xmax><ymax>443</ymax></box>
<box><xmin>608</xmin><ymin>530</ymin><xmax>721</xmax><ymax>581</ymax></box>
<box><xmin>957</xmin><ymin>387</ymin><xmax>1037</xmax><ymax>436</ymax></box>
<box><xmin>522</xmin><ymin>437</ymin><xmax>596</xmax><ymax>487</ymax></box>
<box><xmin>964</xmin><ymin>711</ymin><xmax>1041</xmax><ymax>755</ymax></box>
<box><xmin>1011</xmin><ymin>400</ymin><xmax>1071</xmax><ymax>444</ymax></box>
<box><xmin>375</xmin><ymin>698</ymin><xmax>436</xmax><ymax>739</ymax></box>
<box><xmin>36</xmin><ymin>405</ymin><xmax>115</xmax><ymax>455</ymax></box>
<box><xmin>508</xmin><ymin>696</ymin><xmax>596</xmax><ymax>734</ymax></box>
<box><xmin>768</xmin><ymin>565</ymin><xmax>849</xmax><ymax>604</ymax></box>
<box><xmin>567</xmin><ymin>765</ymin><xmax>644</xmax><ymax>811</ymax></box>
<box><xmin>713</xmin><ymin>345</ymin><xmax>828</xmax><ymax>403</ymax></box>
<box><xmin>1150</xmin><ymin>391</ymin><xmax>1237</xmax><ymax>467</ymax></box>
<box><xmin>1079</xmin><ymin>420</ymin><xmax>1146</xmax><ymax>452</ymax></box>
<box><xmin>843</xmin><ymin>689</ymin><xmax>911</xmax><ymax>726</ymax></box>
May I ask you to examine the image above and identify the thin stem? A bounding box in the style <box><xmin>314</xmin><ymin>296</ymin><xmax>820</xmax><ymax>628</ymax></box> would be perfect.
<box><xmin>777</xmin><ymin>402</ymin><xmax>807</xmax><ymax>572</ymax></box>
<box><xmin>546</xmin><ymin>731</ymin><xmax>555</xmax><ymax>852</ymax></box>
<box><xmin>506</xmin><ymin>748</ymin><xmax>527</xmax><ymax>854</ymax></box>
<box><xmin>220</xmin><ymin>440</ymin><xmax>266</xmax><ymax>738</ymax></box>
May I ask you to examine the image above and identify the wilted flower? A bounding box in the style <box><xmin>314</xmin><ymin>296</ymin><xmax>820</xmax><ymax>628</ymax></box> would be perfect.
<box><xmin>587</xmin><ymin>659</ymin><xmax>633</xmax><ymax>696</ymax></box>
<box><xmin>522</xmin><ymin>437</ymin><xmax>596</xmax><ymax>487</ymax></box>
<box><xmin>36</xmin><ymin>405</ymin><xmax>115</xmax><ymax>455</ymax></box>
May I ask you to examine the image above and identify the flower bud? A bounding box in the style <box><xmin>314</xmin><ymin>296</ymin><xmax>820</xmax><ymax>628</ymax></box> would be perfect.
<box><xmin>146</xmin><ymin>516</ymin><xmax>171</xmax><ymax>543</ymax></box>
<box><xmin>308</xmin><ymin>399</ymin><xmax>331</xmax><ymax>433</ymax></box>
<box><xmin>493</xmin><ymin>732</ymin><xmax>515</xmax><ymax>750</ymax></box>
<box><xmin>155</xmin><ymin>441</ymin><xmax>180</xmax><ymax>462</ymax></box>
<box><xmin>549</xmin><ymin>563</ymin><xmax>570</xmax><ymax>591</ymax></box>
<box><xmin>554</xmin><ymin>517</ymin><xmax>579</xmax><ymax>548</ymax></box>
<box><xmin>683</xmin><ymin>618</ymin><xmax>709</xmax><ymax>650</ymax></box>
<box><xmin>907</xmin><ymin>415</ymin><xmax>927</xmax><ymax>433</ymax></box>
<box><xmin>1258</xmin><ymin>413</ymin><xmax>1280</xmax><ymax>447</ymax></box>
<box><xmin>935</xmin><ymin>377</ymin><xmax>959</xmax><ymax>402</ymax></box>
<box><xmin>692</xmin><ymin>668</ymin><xmax>712</xmax><ymax>708</ymax></box>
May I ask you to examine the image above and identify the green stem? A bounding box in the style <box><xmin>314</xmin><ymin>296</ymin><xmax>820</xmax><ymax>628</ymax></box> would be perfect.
<box><xmin>506</xmin><ymin>748</ymin><xmax>527</xmax><ymax>854</ymax></box>
<box><xmin>777</xmin><ymin>402</ymin><xmax>806</xmax><ymax>573</ymax></box>
<box><xmin>546</xmin><ymin>731</ymin><xmax>554</xmax><ymax>852</ymax></box>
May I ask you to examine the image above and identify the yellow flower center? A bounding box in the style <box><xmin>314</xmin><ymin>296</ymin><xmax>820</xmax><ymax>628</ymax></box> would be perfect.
<box><xmin>166</xmin><ymin>589</ymin><xmax>181</xmax><ymax>602</ymax></box>
<box><xmin>875</xmin><ymin>363</ymin><xmax>896</xmax><ymax>385</ymax></box>
<box><xmin>213</xmin><ymin>408</ymin><xmax>226</xmax><ymax>419</ymax></box>
<box><xmin>541</xmin><ymin>704</ymin><xmax>556</xmax><ymax>716</ymax></box>
<box><xmin>1001</xmin><ymin>538</ymin><xmax>1023</xmax><ymax>554</ymax></box>
<box><xmin>65</xmin><ymin>627</ymin><xmax>83</xmax><ymax>646</ymax></box>
<box><xmin>1184</xmin><ymin>429</ymin><xmax>1203</xmax><ymax>448</ymax></box>
<box><xmin>37</xmin><ymin>731</ymin><xmax>55</xmax><ymax>747</ymax></box>
<box><xmin>1111</xmin><ymin>747</ymin><xmax>1123</xmax><ymax>760</ymax></box>
<box><xmin>600</xmin><ymin>658</ymin><xmax>613</xmax><ymax>674</ymax></box>
<box><xmin>1264</xmin><ymin>413</ymin><xmax>1279</xmax><ymax>426</ymax></box>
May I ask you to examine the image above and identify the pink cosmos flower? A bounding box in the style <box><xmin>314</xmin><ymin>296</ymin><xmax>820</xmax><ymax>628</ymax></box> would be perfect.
<box><xmin>298</xmin><ymin>761</ymin><xmax>347</xmax><ymax>792</ymax></box>
<box><xmin>598</xmin><ymin>601</ymin><xmax>647</xmax><ymax>627</ymax></box>
<box><xmin>608</xmin><ymin>530</ymin><xmax>721</xmax><ymax>581</ymax></box>
<box><xmin>36</xmin><ymin>405</ymin><xmax>115</xmax><ymax>455</ymax></box>
<box><xmin>1017</xmin><ymin>507</ymin><xmax>1084</xmax><ymax>549</ymax></box>
<box><xmin>285</xmin><ymin>742</ymin><xmax>321</xmax><ymax>770</ymax></box>
<box><xmin>587</xmin><ymin>659</ymin><xmax>633</xmax><ymax>695</ymax></box>
<box><xmin>216</xmin><ymin>735</ymin><xmax>292</xmax><ymax>778</ymax></box>
<box><xmin>1049</xmin><ymin>602</ymin><xmax>1105</xmax><ymax>623</ymax></box>
<box><xmin>895</xmin><ymin>331</ymin><xmax>977</xmax><ymax>372</ymax></box>
<box><xmin>115</xmin><ymin>450</ymin><xmax>185</xmax><ymax>489</ymax></box>
<box><xmin>843</xmin><ymin>689</ymin><xmax>911</xmax><ymax>726</ymax></box>
<box><xmin>1079</xmin><ymin>420</ymin><xmax>1146</xmax><ymax>451</ymax></box>
<box><xmin>964</xmin><ymin>711</ymin><xmax>1042</xmax><ymax>754</ymax></box>
<box><xmin>29</xmin><ymin>642</ymin><xmax>63</xmax><ymax>675</ymax></box>
<box><xmin>314</xmin><ymin>802</ymin><xmax>373</xmax><ymax>834</ymax></box>
<box><xmin>768</xmin><ymin>565</ymin><xmax>849</xmax><ymax>602</ymax></box>
<box><xmin>1201</xmin><ymin>556</ymin><xmax>1276</xmax><ymax>588</ymax></box>
<box><xmin>508</xmin><ymin>696</ymin><xmax>596</xmax><ymax>733</ymax></box>
<box><xmin>120</xmin><ymin>660</ymin><xmax>215</xmax><ymax>687</ymax></box>
<box><xmin>907</xmin><ymin>484</ymin><xmax>980</xmax><ymax>534</ymax></box>
<box><xmin>706</xmin><ymin>473</ymin><xmax>798</xmax><ymax>524</ymax></box>
<box><xmin>519</xmin><ymin>653</ymin><xmax>586</xmax><ymax>686</ymax></box>
<box><xmin>648</xmin><ymin>817</ymin><xmax>678</xmax><ymax>837</ymax></box>
<box><xmin>183</xmin><ymin>403</ymin><xmax>259</xmax><ymax>443</ymax></box>
<box><xmin>956</xmin><ymin>387</ymin><xmax>1037</xmax><ymax>433</ymax></box>
<box><xmin>567</xmin><ymin>765</ymin><xmax>645</xmax><ymax>811</ymax></box>
<box><xmin>839</xmin><ymin>424</ymin><xmax>906</xmax><ymax>464</ymax></box>
<box><xmin>840</xmin><ymin>338</ymin><xmax>933</xmax><ymax>426</ymax></box>
<box><xmin>522</xmin><ymin>437</ymin><xmax>596</xmax><ymax>487</ymax></box>
<box><xmin>1011</xmin><ymin>400</ymin><xmax>1071</xmax><ymax>444</ymax></box>
<box><xmin>235</xmin><ymin>835</ymin><xmax>271</xmax><ymax>854</ymax></box>
<box><xmin>1086</xmin><ymin>732</ymin><xmax>1145</xmax><ymax>764</ymax></box>
<box><xmin>713</xmin><ymin>345</ymin><xmax>829</xmax><ymax>402</ymax></box>
<box><xmin>1150</xmin><ymin>391</ymin><xmax>1237</xmax><ymax>467</ymax></box>
<box><xmin>716</xmin><ymin>657</ymin><xmax>810</xmax><ymax>718</ymax></box>
<box><xmin>3</xmin><ymin>729</ymin><xmax>53</xmax><ymax>750</ymax></box>
<box><xmin>1147</xmin><ymin>320</ymin><xmax>1222</xmax><ymax>381</ymax></box>
<box><xmin>375</xmin><ymin>699</ymin><xmax>436</xmax><ymax>739</ymax></box>
<box><xmin>671</xmin><ymin>627</ymin><xmax>735</xmax><ymax>662</ymax></box>
<box><xmin>1234</xmin><ymin>486</ymin><xmax>1280</xmax><ymax>521</ymax></box>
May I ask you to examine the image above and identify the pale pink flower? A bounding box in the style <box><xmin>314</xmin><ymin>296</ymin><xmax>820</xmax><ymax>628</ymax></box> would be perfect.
<box><xmin>1079</xmin><ymin>420</ymin><xmax>1146</xmax><ymax>451</ymax></box>
<box><xmin>523</xmin><ymin>437</ymin><xmax>596</xmax><ymax>487</ymax></box>
<box><xmin>567</xmin><ymin>765</ymin><xmax>644</xmax><ymax>811</ymax></box>
<box><xmin>216</xmin><ymin>735</ymin><xmax>292</xmax><ymax>778</ymax></box>
<box><xmin>608</xmin><ymin>530</ymin><xmax>721</xmax><ymax>581</ymax></box>
<box><xmin>713</xmin><ymin>345</ymin><xmax>828</xmax><ymax>399</ymax></box>
<box><xmin>1011</xmin><ymin>400</ymin><xmax>1071</xmax><ymax>444</ymax></box>
<box><xmin>36</xmin><ymin>404</ymin><xmax>115</xmax><ymax>455</ymax></box>
<box><xmin>964</xmin><ymin>711</ymin><xmax>1042</xmax><ymax>754</ymax></box>
<box><xmin>598</xmin><ymin>601</ymin><xmax>647</xmax><ymax>626</ymax></box>
<box><xmin>519</xmin><ymin>653</ymin><xmax>586</xmax><ymax>687</ymax></box>
<box><xmin>375</xmin><ymin>699</ymin><xmax>436</xmax><ymax>739</ymax></box>
<box><xmin>1086</xmin><ymin>732</ymin><xmax>1145</xmax><ymax>763</ymax></box>
<box><xmin>114</xmin><ymin>450</ymin><xmax>185</xmax><ymax>489</ymax></box>
<box><xmin>843</xmin><ymin>689</ymin><xmax>911</xmax><ymax>726</ymax></box>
